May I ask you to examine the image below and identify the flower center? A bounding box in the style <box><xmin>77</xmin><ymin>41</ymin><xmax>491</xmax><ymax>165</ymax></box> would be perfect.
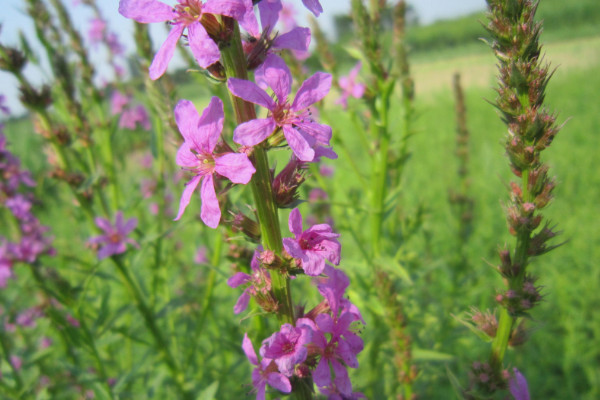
<box><xmin>108</xmin><ymin>233</ymin><xmax>122</xmax><ymax>244</ymax></box>
<box><xmin>271</xmin><ymin>102</ymin><xmax>293</xmax><ymax>126</ymax></box>
<box><xmin>193</xmin><ymin>152</ymin><xmax>215</xmax><ymax>175</ymax></box>
<box><xmin>174</xmin><ymin>0</ymin><xmax>203</xmax><ymax>25</ymax></box>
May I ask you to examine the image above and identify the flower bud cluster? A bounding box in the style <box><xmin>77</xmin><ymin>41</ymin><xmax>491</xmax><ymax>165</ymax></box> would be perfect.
<box><xmin>469</xmin><ymin>360</ymin><xmax>509</xmax><ymax>395</ymax></box>
<box><xmin>495</xmin><ymin>275</ymin><xmax>542</xmax><ymax>316</ymax></box>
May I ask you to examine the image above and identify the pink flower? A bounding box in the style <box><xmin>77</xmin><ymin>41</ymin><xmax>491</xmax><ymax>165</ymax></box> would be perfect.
<box><xmin>119</xmin><ymin>105</ymin><xmax>152</xmax><ymax>130</ymax></box>
<box><xmin>242</xmin><ymin>333</ymin><xmax>291</xmax><ymax>400</ymax></box>
<box><xmin>194</xmin><ymin>246</ymin><xmax>208</xmax><ymax>264</ymax></box>
<box><xmin>283</xmin><ymin>208</ymin><xmax>340</xmax><ymax>276</ymax></box>
<box><xmin>119</xmin><ymin>0</ymin><xmax>257</xmax><ymax>80</ymax></box>
<box><xmin>0</xmin><ymin>95</ymin><xmax>10</xmax><ymax>115</ymax></box>
<box><xmin>228</xmin><ymin>54</ymin><xmax>332</xmax><ymax>162</ymax></box>
<box><xmin>88</xmin><ymin>18</ymin><xmax>107</xmax><ymax>45</ymax></box>
<box><xmin>254</xmin><ymin>0</ymin><xmax>311</xmax><ymax>53</ymax></box>
<box><xmin>259</xmin><ymin>318</ymin><xmax>314</xmax><ymax>376</ymax></box>
<box><xmin>89</xmin><ymin>211</ymin><xmax>139</xmax><ymax>259</ymax></box>
<box><xmin>173</xmin><ymin>97</ymin><xmax>255</xmax><ymax>227</ymax></box>
<box><xmin>110</xmin><ymin>91</ymin><xmax>130</xmax><ymax>115</ymax></box>
<box><xmin>336</xmin><ymin>62</ymin><xmax>365</xmax><ymax>109</ymax></box>
<box><xmin>227</xmin><ymin>249</ymin><xmax>271</xmax><ymax>314</ymax></box>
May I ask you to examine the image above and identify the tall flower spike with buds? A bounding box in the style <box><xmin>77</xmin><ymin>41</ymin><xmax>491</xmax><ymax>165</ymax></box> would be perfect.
<box><xmin>118</xmin><ymin>0</ymin><xmax>257</xmax><ymax>79</ymax></box>
<box><xmin>228</xmin><ymin>54</ymin><xmax>332</xmax><ymax>162</ymax></box>
<box><xmin>174</xmin><ymin>97</ymin><xmax>255</xmax><ymax>228</ymax></box>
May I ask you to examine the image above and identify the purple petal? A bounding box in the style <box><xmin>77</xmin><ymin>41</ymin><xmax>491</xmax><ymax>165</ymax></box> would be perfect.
<box><xmin>95</xmin><ymin>217</ymin><xmax>113</xmax><ymax>233</ymax></box>
<box><xmin>258</xmin><ymin>0</ymin><xmax>282</xmax><ymax>34</ymax></box>
<box><xmin>331</xmin><ymin>359</ymin><xmax>352</xmax><ymax>395</ymax></box>
<box><xmin>273</xmin><ymin>27</ymin><xmax>311</xmax><ymax>52</ymax></box>
<box><xmin>227</xmin><ymin>272</ymin><xmax>251</xmax><ymax>288</ymax></box>
<box><xmin>288</xmin><ymin>208</ymin><xmax>303</xmax><ymax>236</ymax></box>
<box><xmin>258</xmin><ymin>0</ymin><xmax>283</xmax><ymax>34</ymax></box>
<box><xmin>258</xmin><ymin>54</ymin><xmax>292</xmax><ymax>103</ymax></box>
<box><xmin>174</xmin><ymin>100</ymin><xmax>201</xmax><ymax>146</ymax></box>
<box><xmin>295</xmin><ymin>121</ymin><xmax>332</xmax><ymax>146</ymax></box>
<box><xmin>267</xmin><ymin>372</ymin><xmax>292</xmax><ymax>393</ymax></box>
<box><xmin>227</xmin><ymin>79</ymin><xmax>276</xmax><ymax>110</ymax></box>
<box><xmin>238</xmin><ymin>0</ymin><xmax>260</xmax><ymax>37</ymax></box>
<box><xmin>149</xmin><ymin>25</ymin><xmax>184</xmax><ymax>80</ymax></box>
<box><xmin>118</xmin><ymin>0</ymin><xmax>175</xmax><ymax>23</ymax></box>
<box><xmin>214</xmin><ymin>153</ymin><xmax>256</xmax><ymax>184</ymax></box>
<box><xmin>242</xmin><ymin>333</ymin><xmax>259</xmax><ymax>365</ymax></box>
<box><xmin>301</xmin><ymin>0</ymin><xmax>323</xmax><ymax>17</ymax></box>
<box><xmin>302</xmin><ymin>251</ymin><xmax>326</xmax><ymax>276</ymax></box>
<box><xmin>200</xmin><ymin>174</ymin><xmax>221</xmax><ymax>229</ymax></box>
<box><xmin>283</xmin><ymin>125</ymin><xmax>315</xmax><ymax>162</ymax></box>
<box><xmin>174</xmin><ymin>175</ymin><xmax>202</xmax><ymax>221</ymax></box>
<box><xmin>196</xmin><ymin>97</ymin><xmax>225</xmax><ymax>153</ymax></box>
<box><xmin>282</xmin><ymin>238</ymin><xmax>305</xmax><ymax>260</ymax></box>
<box><xmin>337</xmin><ymin>340</ymin><xmax>359</xmax><ymax>368</ymax></box>
<box><xmin>121</xmin><ymin>217</ymin><xmax>138</xmax><ymax>235</ymax></box>
<box><xmin>315</xmin><ymin>313</ymin><xmax>335</xmax><ymax>333</ymax></box>
<box><xmin>313</xmin><ymin>358</ymin><xmax>332</xmax><ymax>388</ymax></box>
<box><xmin>175</xmin><ymin>142</ymin><xmax>198</xmax><ymax>169</ymax></box>
<box><xmin>509</xmin><ymin>368</ymin><xmax>530</xmax><ymax>400</ymax></box>
<box><xmin>233</xmin><ymin>118</ymin><xmax>277</xmax><ymax>146</ymax></box>
<box><xmin>204</xmin><ymin>0</ymin><xmax>247</xmax><ymax>20</ymax></box>
<box><xmin>187</xmin><ymin>23</ymin><xmax>221</xmax><ymax>69</ymax></box>
<box><xmin>292</xmin><ymin>72</ymin><xmax>332</xmax><ymax>111</ymax></box>
<box><xmin>233</xmin><ymin>291</ymin><xmax>251</xmax><ymax>314</ymax></box>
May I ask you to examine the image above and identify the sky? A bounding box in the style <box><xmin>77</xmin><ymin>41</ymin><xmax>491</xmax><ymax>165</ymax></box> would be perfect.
<box><xmin>0</xmin><ymin>0</ymin><xmax>486</xmax><ymax>116</ymax></box>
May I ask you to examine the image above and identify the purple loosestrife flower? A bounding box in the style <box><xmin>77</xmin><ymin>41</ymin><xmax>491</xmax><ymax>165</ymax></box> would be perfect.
<box><xmin>242</xmin><ymin>333</ymin><xmax>291</xmax><ymax>400</ymax></box>
<box><xmin>252</xmin><ymin>0</ymin><xmax>311</xmax><ymax>54</ymax></box>
<box><xmin>228</xmin><ymin>54</ymin><xmax>332</xmax><ymax>162</ymax></box>
<box><xmin>260</xmin><ymin>318</ymin><xmax>314</xmax><ymax>376</ymax></box>
<box><xmin>89</xmin><ymin>211</ymin><xmax>139</xmax><ymax>260</ymax></box>
<box><xmin>336</xmin><ymin>62</ymin><xmax>365</xmax><ymax>110</ymax></box>
<box><xmin>119</xmin><ymin>105</ymin><xmax>152</xmax><ymax>130</ymax></box>
<box><xmin>0</xmin><ymin>239</ymin><xmax>14</xmax><ymax>288</ymax></box>
<box><xmin>0</xmin><ymin>95</ymin><xmax>10</xmax><ymax>115</ymax></box>
<box><xmin>173</xmin><ymin>97</ymin><xmax>255</xmax><ymax>227</ymax></box>
<box><xmin>509</xmin><ymin>368</ymin><xmax>530</xmax><ymax>400</ymax></box>
<box><xmin>119</xmin><ymin>0</ymin><xmax>257</xmax><ymax>80</ymax></box>
<box><xmin>227</xmin><ymin>249</ymin><xmax>271</xmax><ymax>314</ymax></box>
<box><xmin>283</xmin><ymin>208</ymin><xmax>340</xmax><ymax>276</ymax></box>
<box><xmin>110</xmin><ymin>91</ymin><xmax>130</xmax><ymax>115</ymax></box>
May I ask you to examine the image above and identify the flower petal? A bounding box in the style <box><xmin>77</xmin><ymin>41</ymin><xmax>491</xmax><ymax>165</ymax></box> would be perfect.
<box><xmin>283</xmin><ymin>125</ymin><xmax>315</xmax><ymax>162</ymax></box>
<box><xmin>174</xmin><ymin>175</ymin><xmax>202</xmax><ymax>221</ymax></box>
<box><xmin>258</xmin><ymin>0</ymin><xmax>282</xmax><ymax>35</ymax></box>
<box><xmin>118</xmin><ymin>0</ymin><xmax>175</xmax><ymax>23</ymax></box>
<box><xmin>331</xmin><ymin>359</ymin><xmax>352</xmax><ymax>395</ymax></box>
<box><xmin>149</xmin><ymin>25</ymin><xmax>184</xmax><ymax>80</ymax></box>
<box><xmin>175</xmin><ymin>142</ymin><xmax>198</xmax><ymax>169</ymax></box>
<box><xmin>196</xmin><ymin>97</ymin><xmax>225</xmax><ymax>153</ymax></box>
<box><xmin>233</xmin><ymin>291</ymin><xmax>251</xmax><ymax>314</ymax></box>
<box><xmin>313</xmin><ymin>358</ymin><xmax>332</xmax><ymax>388</ymax></box>
<box><xmin>288</xmin><ymin>208</ymin><xmax>303</xmax><ymax>236</ymax></box>
<box><xmin>227</xmin><ymin>79</ymin><xmax>275</xmax><ymax>110</ymax></box>
<box><xmin>214</xmin><ymin>153</ymin><xmax>256</xmax><ymax>184</ymax></box>
<box><xmin>204</xmin><ymin>0</ymin><xmax>246</xmax><ymax>20</ymax></box>
<box><xmin>200</xmin><ymin>174</ymin><xmax>221</xmax><ymax>228</ymax></box>
<box><xmin>227</xmin><ymin>272</ymin><xmax>251</xmax><ymax>288</ymax></box>
<box><xmin>295</xmin><ymin>121</ymin><xmax>332</xmax><ymax>146</ymax></box>
<box><xmin>174</xmin><ymin>100</ymin><xmax>201</xmax><ymax>146</ymax></box>
<box><xmin>267</xmin><ymin>372</ymin><xmax>292</xmax><ymax>393</ymax></box>
<box><xmin>292</xmin><ymin>72</ymin><xmax>332</xmax><ymax>111</ymax></box>
<box><xmin>273</xmin><ymin>27</ymin><xmax>311</xmax><ymax>52</ymax></box>
<box><xmin>187</xmin><ymin>23</ymin><xmax>221</xmax><ymax>69</ymax></box>
<box><xmin>242</xmin><ymin>333</ymin><xmax>259</xmax><ymax>365</ymax></box>
<box><xmin>233</xmin><ymin>118</ymin><xmax>276</xmax><ymax>146</ymax></box>
<box><xmin>258</xmin><ymin>54</ymin><xmax>292</xmax><ymax>103</ymax></box>
<box><xmin>301</xmin><ymin>0</ymin><xmax>323</xmax><ymax>17</ymax></box>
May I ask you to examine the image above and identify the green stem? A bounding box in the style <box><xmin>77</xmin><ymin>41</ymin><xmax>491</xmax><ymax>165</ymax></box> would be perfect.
<box><xmin>220</xmin><ymin>21</ymin><xmax>294</xmax><ymax>325</ymax></box>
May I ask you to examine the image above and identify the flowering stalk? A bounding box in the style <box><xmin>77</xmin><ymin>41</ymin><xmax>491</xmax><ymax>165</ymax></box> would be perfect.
<box><xmin>467</xmin><ymin>0</ymin><xmax>562</xmax><ymax>395</ymax></box>
<box><xmin>220</xmin><ymin>21</ymin><xmax>295</xmax><ymax>325</ymax></box>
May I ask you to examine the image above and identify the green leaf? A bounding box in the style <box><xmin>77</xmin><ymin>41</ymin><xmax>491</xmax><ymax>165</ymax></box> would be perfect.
<box><xmin>197</xmin><ymin>381</ymin><xmax>219</xmax><ymax>400</ymax></box>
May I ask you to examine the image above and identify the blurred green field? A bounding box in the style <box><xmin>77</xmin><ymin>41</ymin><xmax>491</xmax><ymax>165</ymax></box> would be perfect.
<box><xmin>2</xmin><ymin>1</ymin><xmax>600</xmax><ymax>398</ymax></box>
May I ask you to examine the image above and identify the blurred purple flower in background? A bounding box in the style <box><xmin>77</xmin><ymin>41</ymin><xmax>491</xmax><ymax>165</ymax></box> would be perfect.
<box><xmin>336</xmin><ymin>62</ymin><xmax>365</xmax><ymax>109</ymax></box>
<box><xmin>89</xmin><ymin>211</ymin><xmax>139</xmax><ymax>259</ymax></box>
<box><xmin>88</xmin><ymin>17</ymin><xmax>107</xmax><ymax>46</ymax></box>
